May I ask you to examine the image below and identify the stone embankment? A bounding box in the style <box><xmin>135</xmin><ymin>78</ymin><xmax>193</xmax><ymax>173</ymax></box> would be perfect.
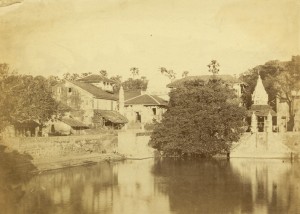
<box><xmin>230</xmin><ymin>132</ymin><xmax>300</xmax><ymax>159</ymax></box>
<box><xmin>1</xmin><ymin>134</ymin><xmax>124</xmax><ymax>172</ymax></box>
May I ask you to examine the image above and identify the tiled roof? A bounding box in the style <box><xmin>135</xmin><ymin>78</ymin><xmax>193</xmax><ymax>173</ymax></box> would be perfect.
<box><xmin>70</xmin><ymin>81</ymin><xmax>118</xmax><ymax>100</ymax></box>
<box><xmin>77</xmin><ymin>74</ymin><xmax>116</xmax><ymax>84</ymax></box>
<box><xmin>61</xmin><ymin>118</ymin><xmax>89</xmax><ymax>128</ymax></box>
<box><xmin>167</xmin><ymin>75</ymin><xmax>243</xmax><ymax>88</ymax></box>
<box><xmin>94</xmin><ymin>110</ymin><xmax>128</xmax><ymax>124</ymax></box>
<box><xmin>247</xmin><ymin>105</ymin><xmax>277</xmax><ymax>117</ymax></box>
<box><xmin>125</xmin><ymin>94</ymin><xmax>168</xmax><ymax>106</ymax></box>
<box><xmin>124</xmin><ymin>90</ymin><xmax>142</xmax><ymax>100</ymax></box>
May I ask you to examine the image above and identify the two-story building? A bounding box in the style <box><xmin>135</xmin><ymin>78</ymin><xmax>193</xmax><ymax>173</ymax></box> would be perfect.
<box><xmin>52</xmin><ymin>75</ymin><xmax>128</xmax><ymax>129</ymax></box>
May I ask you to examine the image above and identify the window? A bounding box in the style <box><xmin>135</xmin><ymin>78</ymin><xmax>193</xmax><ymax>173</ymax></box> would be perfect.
<box><xmin>68</xmin><ymin>88</ymin><xmax>72</xmax><ymax>93</ymax></box>
<box><xmin>152</xmin><ymin>108</ymin><xmax>157</xmax><ymax>115</ymax></box>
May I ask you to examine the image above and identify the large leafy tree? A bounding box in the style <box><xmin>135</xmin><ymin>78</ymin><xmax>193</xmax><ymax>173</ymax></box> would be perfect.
<box><xmin>0</xmin><ymin>65</ymin><xmax>58</xmax><ymax>131</ymax></box>
<box><xmin>149</xmin><ymin>79</ymin><xmax>247</xmax><ymax>157</ymax></box>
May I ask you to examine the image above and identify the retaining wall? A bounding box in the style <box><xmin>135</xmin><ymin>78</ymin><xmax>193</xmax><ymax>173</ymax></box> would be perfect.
<box><xmin>118</xmin><ymin>130</ymin><xmax>154</xmax><ymax>158</ymax></box>
<box><xmin>1</xmin><ymin>134</ymin><xmax>117</xmax><ymax>160</ymax></box>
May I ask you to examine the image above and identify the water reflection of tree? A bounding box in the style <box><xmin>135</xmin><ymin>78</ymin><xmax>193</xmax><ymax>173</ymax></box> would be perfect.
<box><xmin>0</xmin><ymin>144</ymin><xmax>37</xmax><ymax>214</ymax></box>
<box><xmin>152</xmin><ymin>158</ymin><xmax>253</xmax><ymax>214</ymax></box>
<box><xmin>18</xmin><ymin>162</ymin><xmax>116</xmax><ymax>214</ymax></box>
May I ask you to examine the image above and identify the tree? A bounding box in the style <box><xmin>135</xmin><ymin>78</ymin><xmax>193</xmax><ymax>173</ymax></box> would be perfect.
<box><xmin>149</xmin><ymin>78</ymin><xmax>247</xmax><ymax>157</ymax></box>
<box><xmin>122</xmin><ymin>77</ymin><xmax>148</xmax><ymax>91</ymax></box>
<box><xmin>182</xmin><ymin>71</ymin><xmax>189</xmax><ymax>78</ymax></box>
<box><xmin>110</xmin><ymin>75</ymin><xmax>122</xmax><ymax>92</ymax></box>
<box><xmin>130</xmin><ymin>67</ymin><xmax>139</xmax><ymax>79</ymax></box>
<box><xmin>0</xmin><ymin>67</ymin><xmax>58</xmax><ymax>131</ymax></box>
<box><xmin>207</xmin><ymin>60</ymin><xmax>220</xmax><ymax>76</ymax></box>
<box><xmin>63</xmin><ymin>72</ymin><xmax>80</xmax><ymax>81</ymax></box>
<box><xmin>99</xmin><ymin>70</ymin><xmax>108</xmax><ymax>77</ymax></box>
<box><xmin>269</xmin><ymin>56</ymin><xmax>300</xmax><ymax>130</ymax></box>
<box><xmin>160</xmin><ymin>67</ymin><xmax>176</xmax><ymax>81</ymax></box>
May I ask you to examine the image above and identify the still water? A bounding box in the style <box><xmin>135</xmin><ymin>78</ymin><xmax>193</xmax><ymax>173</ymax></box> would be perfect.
<box><xmin>1</xmin><ymin>156</ymin><xmax>300</xmax><ymax>214</ymax></box>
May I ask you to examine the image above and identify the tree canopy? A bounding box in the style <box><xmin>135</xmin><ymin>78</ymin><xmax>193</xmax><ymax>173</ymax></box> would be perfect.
<box><xmin>0</xmin><ymin>65</ymin><xmax>58</xmax><ymax>130</ymax></box>
<box><xmin>149</xmin><ymin>78</ymin><xmax>246</xmax><ymax>157</ymax></box>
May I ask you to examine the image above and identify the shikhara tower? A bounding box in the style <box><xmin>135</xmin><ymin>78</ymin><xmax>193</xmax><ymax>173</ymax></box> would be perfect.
<box><xmin>249</xmin><ymin>74</ymin><xmax>275</xmax><ymax>132</ymax></box>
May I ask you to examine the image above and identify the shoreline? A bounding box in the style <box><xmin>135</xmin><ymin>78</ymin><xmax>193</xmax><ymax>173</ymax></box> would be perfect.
<box><xmin>31</xmin><ymin>153</ymin><xmax>126</xmax><ymax>173</ymax></box>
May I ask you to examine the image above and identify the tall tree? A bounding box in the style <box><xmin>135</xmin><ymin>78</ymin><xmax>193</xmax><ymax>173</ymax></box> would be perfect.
<box><xmin>149</xmin><ymin>78</ymin><xmax>246</xmax><ymax>157</ymax></box>
<box><xmin>130</xmin><ymin>67</ymin><xmax>139</xmax><ymax>79</ymax></box>
<box><xmin>207</xmin><ymin>60</ymin><xmax>220</xmax><ymax>76</ymax></box>
<box><xmin>160</xmin><ymin>67</ymin><xmax>176</xmax><ymax>81</ymax></box>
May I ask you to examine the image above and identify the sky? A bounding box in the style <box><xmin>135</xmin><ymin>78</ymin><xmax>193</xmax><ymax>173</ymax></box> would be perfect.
<box><xmin>0</xmin><ymin>0</ymin><xmax>299</xmax><ymax>83</ymax></box>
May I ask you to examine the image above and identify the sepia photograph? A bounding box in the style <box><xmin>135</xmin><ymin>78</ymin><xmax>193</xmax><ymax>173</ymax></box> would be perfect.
<box><xmin>0</xmin><ymin>0</ymin><xmax>299</xmax><ymax>213</ymax></box>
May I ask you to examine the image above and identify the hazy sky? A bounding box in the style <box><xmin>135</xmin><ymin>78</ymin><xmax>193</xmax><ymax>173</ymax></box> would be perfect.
<box><xmin>0</xmin><ymin>0</ymin><xmax>299</xmax><ymax>81</ymax></box>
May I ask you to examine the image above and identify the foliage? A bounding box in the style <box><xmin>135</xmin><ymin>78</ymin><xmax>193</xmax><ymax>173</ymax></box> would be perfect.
<box><xmin>0</xmin><ymin>65</ymin><xmax>58</xmax><ymax>130</ymax></box>
<box><xmin>130</xmin><ymin>67</ymin><xmax>139</xmax><ymax>79</ymax></box>
<box><xmin>63</xmin><ymin>72</ymin><xmax>92</xmax><ymax>81</ymax></box>
<box><xmin>207</xmin><ymin>60</ymin><xmax>220</xmax><ymax>76</ymax></box>
<box><xmin>122</xmin><ymin>77</ymin><xmax>148</xmax><ymax>91</ymax></box>
<box><xmin>160</xmin><ymin>67</ymin><xmax>176</xmax><ymax>81</ymax></box>
<box><xmin>110</xmin><ymin>75</ymin><xmax>122</xmax><ymax>92</ymax></box>
<box><xmin>149</xmin><ymin>79</ymin><xmax>247</xmax><ymax>157</ymax></box>
<box><xmin>240</xmin><ymin>56</ymin><xmax>300</xmax><ymax>130</ymax></box>
<box><xmin>182</xmin><ymin>71</ymin><xmax>189</xmax><ymax>78</ymax></box>
<box><xmin>99</xmin><ymin>70</ymin><xmax>108</xmax><ymax>77</ymax></box>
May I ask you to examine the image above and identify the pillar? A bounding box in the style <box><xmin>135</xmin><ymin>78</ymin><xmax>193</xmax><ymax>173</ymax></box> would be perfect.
<box><xmin>267</xmin><ymin>111</ymin><xmax>273</xmax><ymax>133</ymax></box>
<box><xmin>251</xmin><ymin>112</ymin><xmax>257</xmax><ymax>133</ymax></box>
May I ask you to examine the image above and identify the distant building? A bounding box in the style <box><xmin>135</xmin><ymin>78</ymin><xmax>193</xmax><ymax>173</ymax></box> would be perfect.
<box><xmin>52</xmin><ymin>75</ymin><xmax>128</xmax><ymax>129</ymax></box>
<box><xmin>118</xmin><ymin>86</ymin><xmax>168</xmax><ymax>127</ymax></box>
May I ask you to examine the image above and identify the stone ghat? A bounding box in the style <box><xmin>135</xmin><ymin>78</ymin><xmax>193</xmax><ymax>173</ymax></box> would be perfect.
<box><xmin>1</xmin><ymin>134</ymin><xmax>119</xmax><ymax>165</ymax></box>
<box><xmin>231</xmin><ymin>132</ymin><xmax>300</xmax><ymax>159</ymax></box>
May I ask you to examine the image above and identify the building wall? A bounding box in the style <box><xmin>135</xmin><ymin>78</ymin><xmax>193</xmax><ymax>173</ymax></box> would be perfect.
<box><xmin>53</xmin><ymin>82</ymin><xmax>117</xmax><ymax>125</ymax></box>
<box><xmin>93</xmin><ymin>98</ymin><xmax>117</xmax><ymax>111</ymax></box>
<box><xmin>91</xmin><ymin>82</ymin><xmax>113</xmax><ymax>92</ymax></box>
<box><xmin>124</xmin><ymin>105</ymin><xmax>166</xmax><ymax>124</ymax></box>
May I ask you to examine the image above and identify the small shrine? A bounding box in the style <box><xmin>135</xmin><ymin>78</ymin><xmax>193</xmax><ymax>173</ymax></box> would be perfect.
<box><xmin>248</xmin><ymin>74</ymin><xmax>277</xmax><ymax>132</ymax></box>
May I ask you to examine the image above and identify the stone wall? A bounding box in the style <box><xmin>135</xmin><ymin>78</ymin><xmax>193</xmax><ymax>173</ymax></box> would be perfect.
<box><xmin>1</xmin><ymin>134</ymin><xmax>117</xmax><ymax>160</ymax></box>
<box><xmin>118</xmin><ymin>130</ymin><xmax>154</xmax><ymax>158</ymax></box>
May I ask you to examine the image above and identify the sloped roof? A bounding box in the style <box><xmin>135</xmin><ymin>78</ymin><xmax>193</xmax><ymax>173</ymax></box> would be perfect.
<box><xmin>61</xmin><ymin>118</ymin><xmax>89</xmax><ymax>129</ymax></box>
<box><xmin>124</xmin><ymin>90</ymin><xmax>142</xmax><ymax>100</ymax></box>
<box><xmin>125</xmin><ymin>94</ymin><xmax>168</xmax><ymax>106</ymax></box>
<box><xmin>77</xmin><ymin>74</ymin><xmax>116</xmax><ymax>84</ymax></box>
<box><xmin>167</xmin><ymin>75</ymin><xmax>242</xmax><ymax>88</ymax></box>
<box><xmin>247</xmin><ymin>105</ymin><xmax>277</xmax><ymax>117</ymax></box>
<box><xmin>70</xmin><ymin>81</ymin><xmax>118</xmax><ymax>100</ymax></box>
<box><xmin>94</xmin><ymin>110</ymin><xmax>128</xmax><ymax>124</ymax></box>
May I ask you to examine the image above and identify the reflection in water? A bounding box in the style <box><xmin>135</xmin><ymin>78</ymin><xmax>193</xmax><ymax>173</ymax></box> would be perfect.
<box><xmin>0</xmin><ymin>154</ymin><xmax>299</xmax><ymax>214</ymax></box>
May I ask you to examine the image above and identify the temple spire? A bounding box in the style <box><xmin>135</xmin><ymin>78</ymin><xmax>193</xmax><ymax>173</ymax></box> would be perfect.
<box><xmin>252</xmin><ymin>74</ymin><xmax>268</xmax><ymax>105</ymax></box>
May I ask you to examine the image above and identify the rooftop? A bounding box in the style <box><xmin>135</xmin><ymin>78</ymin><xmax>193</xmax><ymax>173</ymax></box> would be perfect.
<box><xmin>77</xmin><ymin>74</ymin><xmax>116</xmax><ymax>84</ymax></box>
<box><xmin>125</xmin><ymin>94</ymin><xmax>168</xmax><ymax>106</ymax></box>
<box><xmin>70</xmin><ymin>81</ymin><xmax>118</xmax><ymax>100</ymax></box>
<box><xmin>93</xmin><ymin>110</ymin><xmax>128</xmax><ymax>124</ymax></box>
